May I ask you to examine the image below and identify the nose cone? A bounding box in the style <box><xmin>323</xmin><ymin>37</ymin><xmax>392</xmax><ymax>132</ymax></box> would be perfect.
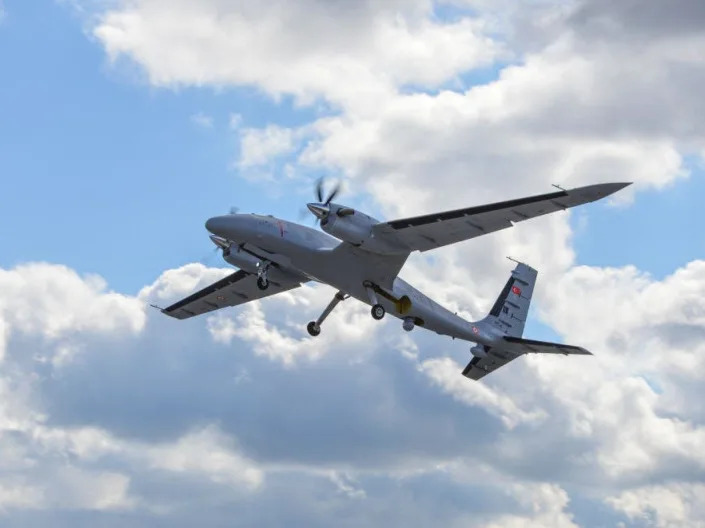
<box><xmin>205</xmin><ymin>215</ymin><xmax>230</xmax><ymax>236</ymax></box>
<box><xmin>307</xmin><ymin>202</ymin><xmax>330</xmax><ymax>219</ymax></box>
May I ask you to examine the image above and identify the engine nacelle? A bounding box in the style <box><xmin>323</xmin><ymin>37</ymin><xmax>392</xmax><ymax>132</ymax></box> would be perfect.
<box><xmin>470</xmin><ymin>344</ymin><xmax>488</xmax><ymax>358</ymax></box>
<box><xmin>402</xmin><ymin>317</ymin><xmax>415</xmax><ymax>332</ymax></box>
<box><xmin>321</xmin><ymin>205</ymin><xmax>377</xmax><ymax>246</ymax></box>
<box><xmin>224</xmin><ymin>245</ymin><xmax>260</xmax><ymax>274</ymax></box>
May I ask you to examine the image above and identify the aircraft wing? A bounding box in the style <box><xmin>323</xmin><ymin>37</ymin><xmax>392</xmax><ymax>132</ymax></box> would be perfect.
<box><xmin>161</xmin><ymin>270</ymin><xmax>303</xmax><ymax>320</ymax></box>
<box><xmin>372</xmin><ymin>182</ymin><xmax>631</xmax><ymax>253</ymax></box>
<box><xmin>462</xmin><ymin>337</ymin><xmax>592</xmax><ymax>381</ymax></box>
<box><xmin>329</xmin><ymin>242</ymin><xmax>408</xmax><ymax>290</ymax></box>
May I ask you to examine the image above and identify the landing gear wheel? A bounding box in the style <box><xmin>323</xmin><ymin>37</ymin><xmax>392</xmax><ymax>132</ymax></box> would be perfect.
<box><xmin>256</xmin><ymin>276</ymin><xmax>269</xmax><ymax>291</ymax></box>
<box><xmin>371</xmin><ymin>304</ymin><xmax>385</xmax><ymax>320</ymax></box>
<box><xmin>307</xmin><ymin>321</ymin><xmax>321</xmax><ymax>337</ymax></box>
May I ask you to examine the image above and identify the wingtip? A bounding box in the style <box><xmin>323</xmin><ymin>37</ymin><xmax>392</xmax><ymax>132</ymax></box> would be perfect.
<box><xmin>605</xmin><ymin>181</ymin><xmax>633</xmax><ymax>193</ymax></box>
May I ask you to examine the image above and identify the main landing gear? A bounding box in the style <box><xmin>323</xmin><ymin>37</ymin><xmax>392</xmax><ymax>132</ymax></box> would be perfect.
<box><xmin>364</xmin><ymin>281</ymin><xmax>386</xmax><ymax>321</ymax></box>
<box><xmin>307</xmin><ymin>291</ymin><xmax>349</xmax><ymax>336</ymax></box>
<box><xmin>256</xmin><ymin>261</ymin><xmax>271</xmax><ymax>290</ymax></box>
<box><xmin>306</xmin><ymin>282</ymin><xmax>387</xmax><ymax>337</ymax></box>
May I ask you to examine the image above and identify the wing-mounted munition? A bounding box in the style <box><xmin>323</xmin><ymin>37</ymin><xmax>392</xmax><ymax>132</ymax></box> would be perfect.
<box><xmin>162</xmin><ymin>179</ymin><xmax>632</xmax><ymax>381</ymax></box>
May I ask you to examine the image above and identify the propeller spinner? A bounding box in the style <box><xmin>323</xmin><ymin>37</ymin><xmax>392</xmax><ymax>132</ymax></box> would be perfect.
<box><xmin>307</xmin><ymin>178</ymin><xmax>342</xmax><ymax>224</ymax></box>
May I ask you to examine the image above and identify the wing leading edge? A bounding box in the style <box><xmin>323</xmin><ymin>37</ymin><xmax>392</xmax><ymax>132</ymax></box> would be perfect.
<box><xmin>372</xmin><ymin>182</ymin><xmax>631</xmax><ymax>253</ymax></box>
<box><xmin>162</xmin><ymin>270</ymin><xmax>303</xmax><ymax>320</ymax></box>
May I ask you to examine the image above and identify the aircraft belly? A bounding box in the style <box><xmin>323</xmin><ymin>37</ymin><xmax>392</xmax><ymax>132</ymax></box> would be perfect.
<box><xmin>275</xmin><ymin>242</ymin><xmax>476</xmax><ymax>340</ymax></box>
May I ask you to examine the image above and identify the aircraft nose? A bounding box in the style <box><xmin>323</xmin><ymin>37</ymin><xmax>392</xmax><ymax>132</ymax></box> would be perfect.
<box><xmin>205</xmin><ymin>216</ymin><xmax>229</xmax><ymax>235</ymax></box>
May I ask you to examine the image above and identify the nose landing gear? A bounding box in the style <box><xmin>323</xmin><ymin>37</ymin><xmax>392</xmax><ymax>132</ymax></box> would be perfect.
<box><xmin>256</xmin><ymin>261</ymin><xmax>271</xmax><ymax>290</ymax></box>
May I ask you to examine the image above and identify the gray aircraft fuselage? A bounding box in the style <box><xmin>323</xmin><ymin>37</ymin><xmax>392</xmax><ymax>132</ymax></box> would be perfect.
<box><xmin>205</xmin><ymin>212</ymin><xmax>492</xmax><ymax>344</ymax></box>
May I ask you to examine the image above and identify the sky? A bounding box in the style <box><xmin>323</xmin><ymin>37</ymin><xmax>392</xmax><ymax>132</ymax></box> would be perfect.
<box><xmin>1</xmin><ymin>0</ymin><xmax>705</xmax><ymax>526</ymax></box>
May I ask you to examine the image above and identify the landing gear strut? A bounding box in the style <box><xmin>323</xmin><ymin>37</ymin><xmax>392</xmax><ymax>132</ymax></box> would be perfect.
<box><xmin>307</xmin><ymin>291</ymin><xmax>348</xmax><ymax>337</ymax></box>
<box><xmin>256</xmin><ymin>261</ymin><xmax>271</xmax><ymax>290</ymax></box>
<box><xmin>364</xmin><ymin>281</ymin><xmax>386</xmax><ymax>321</ymax></box>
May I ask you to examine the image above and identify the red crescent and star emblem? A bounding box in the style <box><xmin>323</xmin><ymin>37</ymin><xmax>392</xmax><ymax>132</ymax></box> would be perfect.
<box><xmin>511</xmin><ymin>285</ymin><xmax>522</xmax><ymax>296</ymax></box>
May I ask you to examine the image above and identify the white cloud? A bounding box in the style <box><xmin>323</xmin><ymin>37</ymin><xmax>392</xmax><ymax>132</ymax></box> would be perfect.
<box><xmin>238</xmin><ymin>124</ymin><xmax>300</xmax><ymax>167</ymax></box>
<box><xmin>0</xmin><ymin>263</ymin><xmax>145</xmax><ymax>366</ymax></box>
<box><xmin>206</xmin><ymin>280</ymin><xmax>382</xmax><ymax>365</ymax></box>
<box><xmin>92</xmin><ymin>0</ymin><xmax>502</xmax><ymax>109</ymax></box>
<box><xmin>419</xmin><ymin>357</ymin><xmax>546</xmax><ymax>429</ymax></box>
<box><xmin>607</xmin><ymin>483</ymin><xmax>705</xmax><ymax>528</ymax></box>
<box><xmin>138</xmin><ymin>262</ymin><xmax>231</xmax><ymax>306</ymax></box>
<box><xmin>143</xmin><ymin>426</ymin><xmax>263</xmax><ymax>489</ymax></box>
<box><xmin>482</xmin><ymin>483</ymin><xmax>579</xmax><ymax>528</ymax></box>
<box><xmin>0</xmin><ymin>483</ymin><xmax>42</xmax><ymax>511</ymax></box>
<box><xmin>2</xmin><ymin>254</ymin><xmax>705</xmax><ymax>525</ymax></box>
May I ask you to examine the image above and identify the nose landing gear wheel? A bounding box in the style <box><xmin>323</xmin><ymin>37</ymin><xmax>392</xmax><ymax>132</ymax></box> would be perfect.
<box><xmin>371</xmin><ymin>304</ymin><xmax>385</xmax><ymax>320</ymax></box>
<box><xmin>307</xmin><ymin>321</ymin><xmax>321</xmax><ymax>337</ymax></box>
<box><xmin>256</xmin><ymin>276</ymin><xmax>269</xmax><ymax>290</ymax></box>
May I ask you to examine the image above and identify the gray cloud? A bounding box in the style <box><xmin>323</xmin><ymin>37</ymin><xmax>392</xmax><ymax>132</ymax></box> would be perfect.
<box><xmin>569</xmin><ymin>0</ymin><xmax>705</xmax><ymax>38</ymax></box>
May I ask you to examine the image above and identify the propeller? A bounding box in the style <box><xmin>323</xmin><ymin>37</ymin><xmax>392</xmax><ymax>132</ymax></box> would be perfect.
<box><xmin>315</xmin><ymin>178</ymin><xmax>341</xmax><ymax>205</ymax></box>
<box><xmin>195</xmin><ymin>235</ymin><xmax>230</xmax><ymax>264</ymax></box>
<box><xmin>308</xmin><ymin>178</ymin><xmax>342</xmax><ymax>224</ymax></box>
<box><xmin>199</xmin><ymin>243</ymin><xmax>222</xmax><ymax>265</ymax></box>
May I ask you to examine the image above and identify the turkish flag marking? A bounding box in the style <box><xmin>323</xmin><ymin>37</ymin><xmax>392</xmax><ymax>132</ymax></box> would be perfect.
<box><xmin>511</xmin><ymin>285</ymin><xmax>522</xmax><ymax>296</ymax></box>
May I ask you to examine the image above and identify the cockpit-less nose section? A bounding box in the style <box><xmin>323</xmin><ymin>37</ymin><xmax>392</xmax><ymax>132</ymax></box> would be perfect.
<box><xmin>161</xmin><ymin>179</ymin><xmax>632</xmax><ymax>381</ymax></box>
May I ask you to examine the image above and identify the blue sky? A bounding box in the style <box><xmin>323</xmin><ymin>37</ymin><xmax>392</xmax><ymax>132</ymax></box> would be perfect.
<box><xmin>1</xmin><ymin>0</ymin><xmax>321</xmax><ymax>292</ymax></box>
<box><xmin>2</xmin><ymin>1</ymin><xmax>705</xmax><ymax>526</ymax></box>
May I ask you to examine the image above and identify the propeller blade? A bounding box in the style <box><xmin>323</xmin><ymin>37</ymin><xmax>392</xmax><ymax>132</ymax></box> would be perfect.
<box><xmin>325</xmin><ymin>181</ymin><xmax>341</xmax><ymax>205</ymax></box>
<box><xmin>315</xmin><ymin>178</ymin><xmax>324</xmax><ymax>202</ymax></box>
<box><xmin>199</xmin><ymin>246</ymin><xmax>220</xmax><ymax>265</ymax></box>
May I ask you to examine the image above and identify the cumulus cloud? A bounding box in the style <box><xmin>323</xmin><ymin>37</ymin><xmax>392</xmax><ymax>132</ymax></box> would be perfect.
<box><xmin>3</xmin><ymin>258</ymin><xmax>705</xmax><ymax>525</ymax></box>
<box><xmin>0</xmin><ymin>263</ymin><xmax>145</xmax><ymax>366</ymax></box>
<box><xmin>419</xmin><ymin>357</ymin><xmax>547</xmax><ymax>429</ymax></box>
<box><xmin>14</xmin><ymin>0</ymin><xmax>705</xmax><ymax>525</ymax></box>
<box><xmin>92</xmin><ymin>0</ymin><xmax>501</xmax><ymax>109</ymax></box>
<box><xmin>482</xmin><ymin>483</ymin><xmax>578</xmax><ymax>528</ymax></box>
<box><xmin>238</xmin><ymin>124</ymin><xmax>300</xmax><ymax>167</ymax></box>
<box><xmin>606</xmin><ymin>483</ymin><xmax>705</xmax><ymax>528</ymax></box>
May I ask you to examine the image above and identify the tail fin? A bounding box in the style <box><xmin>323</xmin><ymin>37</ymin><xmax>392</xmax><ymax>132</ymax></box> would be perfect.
<box><xmin>463</xmin><ymin>262</ymin><xmax>592</xmax><ymax>381</ymax></box>
<box><xmin>483</xmin><ymin>262</ymin><xmax>537</xmax><ymax>337</ymax></box>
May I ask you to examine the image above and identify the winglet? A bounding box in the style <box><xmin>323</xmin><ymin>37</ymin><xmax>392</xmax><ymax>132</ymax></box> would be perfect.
<box><xmin>149</xmin><ymin>303</ymin><xmax>165</xmax><ymax>311</ymax></box>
